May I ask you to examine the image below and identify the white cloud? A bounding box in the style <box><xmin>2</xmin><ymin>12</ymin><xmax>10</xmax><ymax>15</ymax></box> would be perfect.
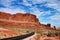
<box><xmin>0</xmin><ymin>8</ymin><xmax>26</xmax><ymax>14</ymax></box>
<box><xmin>0</xmin><ymin>0</ymin><xmax>14</xmax><ymax>7</ymax></box>
<box><xmin>22</xmin><ymin>0</ymin><xmax>32</xmax><ymax>6</ymax></box>
<box><xmin>27</xmin><ymin>0</ymin><xmax>46</xmax><ymax>4</ymax></box>
<box><xmin>45</xmin><ymin>0</ymin><xmax>60</xmax><ymax>12</ymax></box>
<box><xmin>49</xmin><ymin>13</ymin><xmax>60</xmax><ymax>21</ymax></box>
<box><xmin>47</xmin><ymin>13</ymin><xmax>60</xmax><ymax>27</ymax></box>
<box><xmin>23</xmin><ymin>0</ymin><xmax>60</xmax><ymax>12</ymax></box>
<box><xmin>30</xmin><ymin>7</ymin><xmax>52</xmax><ymax>18</ymax></box>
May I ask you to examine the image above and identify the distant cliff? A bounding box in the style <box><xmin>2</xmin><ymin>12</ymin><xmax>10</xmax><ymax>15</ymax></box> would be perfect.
<box><xmin>0</xmin><ymin>12</ymin><xmax>56</xmax><ymax>30</ymax></box>
<box><xmin>0</xmin><ymin>12</ymin><xmax>39</xmax><ymax>23</ymax></box>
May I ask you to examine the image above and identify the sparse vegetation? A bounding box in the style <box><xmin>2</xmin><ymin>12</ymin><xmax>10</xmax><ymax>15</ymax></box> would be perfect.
<box><xmin>35</xmin><ymin>30</ymin><xmax>43</xmax><ymax>34</ymax></box>
<box><xmin>46</xmin><ymin>30</ymin><xmax>60</xmax><ymax>37</ymax></box>
<box><xmin>47</xmin><ymin>31</ymin><xmax>54</xmax><ymax>37</ymax></box>
<box><xmin>55</xmin><ymin>31</ymin><xmax>60</xmax><ymax>36</ymax></box>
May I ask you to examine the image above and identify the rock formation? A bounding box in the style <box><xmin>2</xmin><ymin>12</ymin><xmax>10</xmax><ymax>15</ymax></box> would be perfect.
<box><xmin>0</xmin><ymin>12</ymin><xmax>39</xmax><ymax>23</ymax></box>
<box><xmin>0</xmin><ymin>12</ymin><xmax>56</xmax><ymax>30</ymax></box>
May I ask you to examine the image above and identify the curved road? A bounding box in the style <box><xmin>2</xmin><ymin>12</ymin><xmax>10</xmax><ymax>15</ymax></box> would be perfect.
<box><xmin>23</xmin><ymin>33</ymin><xmax>36</xmax><ymax>40</ymax></box>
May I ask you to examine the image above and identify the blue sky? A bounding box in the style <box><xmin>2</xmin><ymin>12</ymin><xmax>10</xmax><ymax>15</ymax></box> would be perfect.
<box><xmin>0</xmin><ymin>0</ymin><xmax>60</xmax><ymax>27</ymax></box>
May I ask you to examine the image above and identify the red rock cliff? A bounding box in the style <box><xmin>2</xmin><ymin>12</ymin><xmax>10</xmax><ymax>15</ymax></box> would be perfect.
<box><xmin>0</xmin><ymin>12</ymin><xmax>56</xmax><ymax>30</ymax></box>
<box><xmin>0</xmin><ymin>12</ymin><xmax>39</xmax><ymax>23</ymax></box>
<box><xmin>0</xmin><ymin>12</ymin><xmax>41</xmax><ymax>30</ymax></box>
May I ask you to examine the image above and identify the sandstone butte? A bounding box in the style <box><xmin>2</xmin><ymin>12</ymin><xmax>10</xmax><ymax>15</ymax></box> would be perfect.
<box><xmin>0</xmin><ymin>12</ymin><xmax>56</xmax><ymax>31</ymax></box>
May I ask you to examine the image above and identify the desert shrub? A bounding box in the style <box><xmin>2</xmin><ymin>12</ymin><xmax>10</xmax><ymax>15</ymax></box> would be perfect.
<box><xmin>47</xmin><ymin>30</ymin><xmax>60</xmax><ymax>37</ymax></box>
<box><xmin>47</xmin><ymin>31</ymin><xmax>55</xmax><ymax>37</ymax></box>
<box><xmin>47</xmin><ymin>31</ymin><xmax>52</xmax><ymax>37</ymax></box>
<box><xmin>26</xmin><ymin>31</ymin><xmax>30</xmax><ymax>33</ymax></box>
<box><xmin>55</xmin><ymin>31</ymin><xmax>60</xmax><ymax>36</ymax></box>
<box><xmin>55</xmin><ymin>32</ymin><xmax>58</xmax><ymax>36</ymax></box>
<box><xmin>35</xmin><ymin>30</ymin><xmax>43</xmax><ymax>34</ymax></box>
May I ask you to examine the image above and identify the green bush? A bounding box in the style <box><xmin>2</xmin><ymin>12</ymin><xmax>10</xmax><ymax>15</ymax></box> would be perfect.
<box><xmin>47</xmin><ymin>31</ymin><xmax>60</xmax><ymax>37</ymax></box>
<box><xmin>47</xmin><ymin>31</ymin><xmax>52</xmax><ymax>37</ymax></box>
<box><xmin>55</xmin><ymin>31</ymin><xmax>60</xmax><ymax>36</ymax></box>
<box><xmin>26</xmin><ymin>31</ymin><xmax>30</xmax><ymax>33</ymax></box>
<box><xmin>35</xmin><ymin>30</ymin><xmax>43</xmax><ymax>34</ymax></box>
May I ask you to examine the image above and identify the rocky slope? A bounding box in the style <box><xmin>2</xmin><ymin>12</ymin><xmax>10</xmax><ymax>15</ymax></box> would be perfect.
<box><xmin>0</xmin><ymin>28</ymin><xmax>21</xmax><ymax>39</ymax></box>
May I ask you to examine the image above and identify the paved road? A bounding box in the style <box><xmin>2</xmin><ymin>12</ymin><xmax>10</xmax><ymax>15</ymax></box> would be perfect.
<box><xmin>23</xmin><ymin>33</ymin><xmax>36</xmax><ymax>40</ymax></box>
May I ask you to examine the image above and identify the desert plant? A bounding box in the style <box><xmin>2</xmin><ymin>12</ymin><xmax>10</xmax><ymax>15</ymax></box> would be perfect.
<box><xmin>47</xmin><ymin>31</ymin><xmax>52</xmax><ymax>37</ymax></box>
<box><xmin>26</xmin><ymin>31</ymin><xmax>30</xmax><ymax>33</ymax></box>
<box><xmin>47</xmin><ymin>30</ymin><xmax>60</xmax><ymax>37</ymax></box>
<box><xmin>35</xmin><ymin>30</ymin><xmax>43</xmax><ymax>34</ymax></box>
<box><xmin>47</xmin><ymin>31</ymin><xmax>55</xmax><ymax>37</ymax></box>
<box><xmin>55</xmin><ymin>31</ymin><xmax>60</xmax><ymax>36</ymax></box>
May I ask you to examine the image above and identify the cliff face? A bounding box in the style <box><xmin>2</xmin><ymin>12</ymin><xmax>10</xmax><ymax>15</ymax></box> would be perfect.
<box><xmin>0</xmin><ymin>12</ymin><xmax>39</xmax><ymax>23</ymax></box>
<box><xmin>0</xmin><ymin>12</ymin><xmax>11</xmax><ymax>19</ymax></box>
<box><xmin>0</xmin><ymin>12</ymin><xmax>56</xmax><ymax>30</ymax></box>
